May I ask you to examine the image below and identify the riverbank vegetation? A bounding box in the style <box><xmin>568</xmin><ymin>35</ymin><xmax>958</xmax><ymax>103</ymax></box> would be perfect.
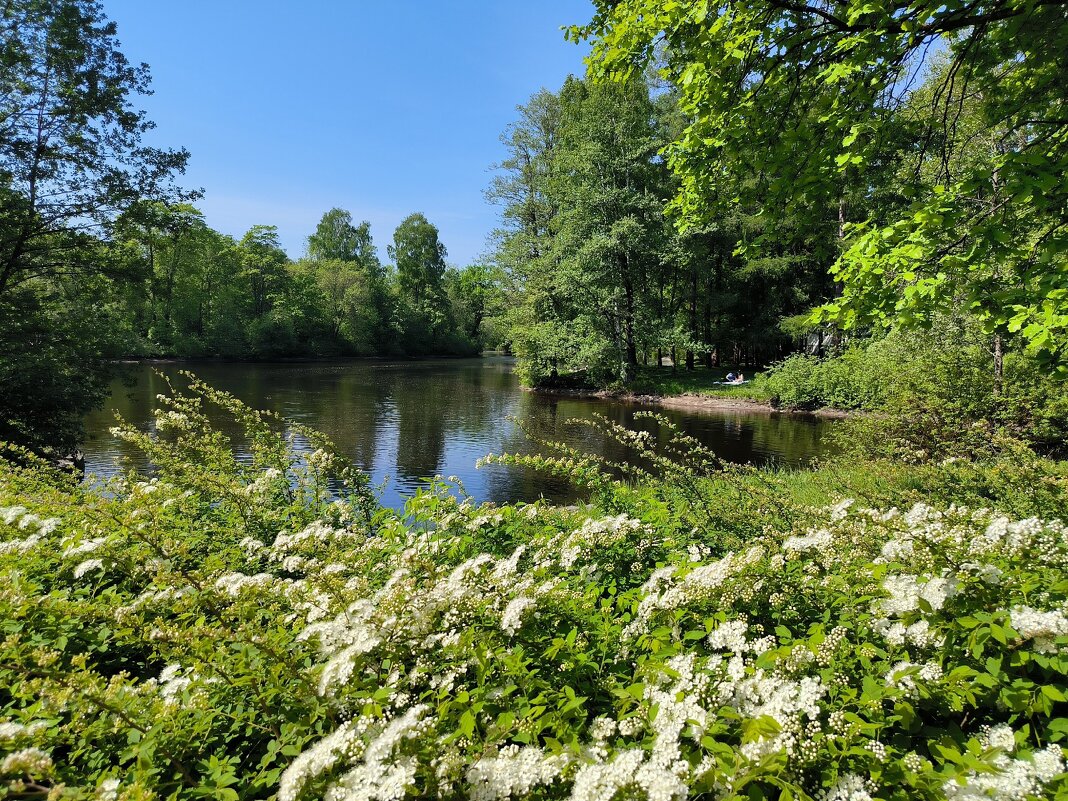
<box><xmin>2</xmin><ymin>383</ymin><xmax>1068</xmax><ymax>799</ymax></box>
<box><xmin>488</xmin><ymin>0</ymin><xmax>1068</xmax><ymax>450</ymax></box>
<box><xmin>112</xmin><ymin>206</ymin><xmax>504</xmax><ymax>362</ymax></box>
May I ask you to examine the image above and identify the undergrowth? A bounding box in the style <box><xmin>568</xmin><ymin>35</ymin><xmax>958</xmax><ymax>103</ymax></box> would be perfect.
<box><xmin>1</xmin><ymin>383</ymin><xmax>1067</xmax><ymax>800</ymax></box>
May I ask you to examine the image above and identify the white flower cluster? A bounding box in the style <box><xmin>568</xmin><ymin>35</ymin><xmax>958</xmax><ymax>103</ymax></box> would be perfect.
<box><xmin>500</xmin><ymin>596</ymin><xmax>535</xmax><ymax>636</ymax></box>
<box><xmin>153</xmin><ymin>410</ymin><xmax>191</xmax><ymax>430</ymax></box>
<box><xmin>0</xmin><ymin>505</ymin><xmax>27</xmax><ymax>525</ymax></box>
<box><xmin>279</xmin><ymin>719</ymin><xmax>367</xmax><ymax>801</ymax></box>
<box><xmin>271</xmin><ymin>520</ymin><xmax>359</xmax><ymax>554</ymax></box>
<box><xmin>569</xmin><ymin>747</ymin><xmax>686</xmax><ymax>801</ymax></box>
<box><xmin>467</xmin><ymin>745</ymin><xmax>564</xmax><ymax>801</ymax></box>
<box><xmin>884</xmin><ymin>661</ymin><xmax>943</xmax><ymax>696</ymax></box>
<box><xmin>944</xmin><ymin>743</ymin><xmax>1064</xmax><ymax>800</ymax></box>
<box><xmin>1009</xmin><ymin>605</ymin><xmax>1068</xmax><ymax>653</ymax></box>
<box><xmin>0</xmin><ymin>746</ymin><xmax>53</xmax><ymax>776</ymax></box>
<box><xmin>872</xmin><ymin>618</ymin><xmax>933</xmax><ymax>647</ymax></box>
<box><xmin>96</xmin><ymin>777</ymin><xmax>121</xmax><ymax>800</ymax></box>
<box><xmin>878</xmin><ymin>574</ymin><xmax>958</xmax><ymax>616</ymax></box>
<box><xmin>981</xmin><ymin>724</ymin><xmax>1016</xmax><ymax>753</ymax></box>
<box><xmin>279</xmin><ymin>705</ymin><xmax>429</xmax><ymax>801</ymax></box>
<box><xmin>323</xmin><ymin>705</ymin><xmax>429</xmax><ymax>801</ymax></box>
<box><xmin>729</xmin><ymin>668</ymin><xmax>825</xmax><ymax>762</ymax></box>
<box><xmin>782</xmin><ymin>528</ymin><xmax>833</xmax><ymax>553</ymax></box>
<box><xmin>74</xmin><ymin>558</ymin><xmax>105</xmax><ymax>579</ymax></box>
<box><xmin>63</xmin><ymin>536</ymin><xmax>106</xmax><ymax>557</ymax></box>
<box><xmin>626</xmin><ymin>547</ymin><xmax>762</xmax><ymax>639</ymax></box>
<box><xmin>244</xmin><ymin>466</ymin><xmax>283</xmax><ymax>497</ymax></box>
<box><xmin>0</xmin><ymin>505</ymin><xmax>60</xmax><ymax>554</ymax></box>
<box><xmin>0</xmin><ymin>720</ymin><xmax>47</xmax><ymax>742</ymax></box>
<box><xmin>155</xmin><ymin>663</ymin><xmax>194</xmax><ymax>705</ymax></box>
<box><xmin>215</xmin><ymin>571</ymin><xmax>276</xmax><ymax>596</ymax></box>
<box><xmin>821</xmin><ymin>772</ymin><xmax>874</xmax><ymax>801</ymax></box>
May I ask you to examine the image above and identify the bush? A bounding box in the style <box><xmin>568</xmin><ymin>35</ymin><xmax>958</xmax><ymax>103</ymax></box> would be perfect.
<box><xmin>2</xmin><ymin>386</ymin><xmax>1068</xmax><ymax>799</ymax></box>
<box><xmin>758</xmin><ymin>330</ymin><xmax>1068</xmax><ymax>459</ymax></box>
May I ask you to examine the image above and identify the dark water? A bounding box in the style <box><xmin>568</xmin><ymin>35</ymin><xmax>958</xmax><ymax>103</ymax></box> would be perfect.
<box><xmin>82</xmin><ymin>358</ymin><xmax>834</xmax><ymax>508</ymax></box>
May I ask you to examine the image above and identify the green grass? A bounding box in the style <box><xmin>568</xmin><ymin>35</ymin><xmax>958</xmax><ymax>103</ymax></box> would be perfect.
<box><xmin>720</xmin><ymin>452</ymin><xmax>1068</xmax><ymax>520</ymax></box>
<box><xmin>627</xmin><ymin>364</ymin><xmax>773</xmax><ymax>401</ymax></box>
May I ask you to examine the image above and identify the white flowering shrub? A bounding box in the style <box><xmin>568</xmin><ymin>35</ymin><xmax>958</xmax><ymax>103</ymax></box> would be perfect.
<box><xmin>1</xmin><ymin>384</ymin><xmax>1067</xmax><ymax>799</ymax></box>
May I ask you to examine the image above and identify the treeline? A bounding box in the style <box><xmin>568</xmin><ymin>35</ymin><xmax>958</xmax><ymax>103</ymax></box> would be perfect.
<box><xmin>488</xmin><ymin>76</ymin><xmax>839</xmax><ymax>387</ymax></box>
<box><xmin>542</xmin><ymin>0</ymin><xmax>1068</xmax><ymax>399</ymax></box>
<box><xmin>112</xmin><ymin>205</ymin><xmax>503</xmax><ymax>359</ymax></box>
<box><xmin>2</xmin><ymin>200</ymin><xmax>506</xmax><ymax>454</ymax></box>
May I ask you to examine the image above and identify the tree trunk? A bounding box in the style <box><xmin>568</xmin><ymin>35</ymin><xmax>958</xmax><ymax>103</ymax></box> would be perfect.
<box><xmin>621</xmin><ymin>257</ymin><xmax>638</xmax><ymax>383</ymax></box>
<box><xmin>993</xmin><ymin>334</ymin><xmax>1004</xmax><ymax>397</ymax></box>
<box><xmin>686</xmin><ymin>268</ymin><xmax>697</xmax><ymax>370</ymax></box>
<box><xmin>702</xmin><ymin>299</ymin><xmax>713</xmax><ymax>368</ymax></box>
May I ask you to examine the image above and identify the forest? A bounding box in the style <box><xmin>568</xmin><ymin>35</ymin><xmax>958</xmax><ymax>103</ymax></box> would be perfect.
<box><xmin>2</xmin><ymin>0</ymin><xmax>1068</xmax><ymax>799</ymax></box>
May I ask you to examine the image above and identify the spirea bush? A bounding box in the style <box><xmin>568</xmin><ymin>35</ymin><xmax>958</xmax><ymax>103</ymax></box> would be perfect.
<box><xmin>1</xmin><ymin>382</ymin><xmax>1067</xmax><ymax>800</ymax></box>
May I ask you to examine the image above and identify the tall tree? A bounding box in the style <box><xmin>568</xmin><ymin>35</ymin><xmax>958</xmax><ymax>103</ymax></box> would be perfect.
<box><xmin>553</xmin><ymin>76</ymin><xmax>669</xmax><ymax>383</ymax></box>
<box><xmin>0</xmin><ymin>0</ymin><xmax>191</xmax><ymax>296</ymax></box>
<box><xmin>0</xmin><ymin>0</ymin><xmax>190</xmax><ymax>454</ymax></box>
<box><xmin>487</xmin><ymin>89</ymin><xmax>571</xmax><ymax>379</ymax></box>
<box><xmin>388</xmin><ymin>213</ymin><xmax>447</xmax><ymax>304</ymax></box>
<box><xmin>445</xmin><ymin>263</ymin><xmax>505</xmax><ymax>345</ymax></box>
<box><xmin>304</xmin><ymin>209</ymin><xmax>390</xmax><ymax>352</ymax></box>
<box><xmin>387</xmin><ymin>213</ymin><xmax>455</xmax><ymax>352</ymax></box>
<box><xmin>487</xmin><ymin>89</ymin><xmax>562</xmax><ymax>272</ymax></box>
<box><xmin>235</xmin><ymin>225</ymin><xmax>288</xmax><ymax>319</ymax></box>
<box><xmin>307</xmin><ymin>208</ymin><xmax>379</xmax><ymax>269</ymax></box>
<box><xmin>497</xmin><ymin>77</ymin><xmax>672</xmax><ymax>386</ymax></box>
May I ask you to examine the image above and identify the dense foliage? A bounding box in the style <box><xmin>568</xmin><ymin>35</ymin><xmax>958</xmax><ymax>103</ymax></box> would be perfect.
<box><xmin>2</xmin><ymin>385</ymin><xmax>1068</xmax><ymax>800</ymax></box>
<box><xmin>751</xmin><ymin>325</ymin><xmax>1068</xmax><ymax>457</ymax></box>
<box><xmin>575</xmin><ymin>0</ymin><xmax>1068</xmax><ymax>369</ymax></box>
<box><xmin>113</xmin><ymin>206</ymin><xmax>500</xmax><ymax>361</ymax></box>
<box><xmin>0</xmin><ymin>0</ymin><xmax>190</xmax><ymax>457</ymax></box>
<box><xmin>489</xmin><ymin>78</ymin><xmax>834</xmax><ymax>387</ymax></box>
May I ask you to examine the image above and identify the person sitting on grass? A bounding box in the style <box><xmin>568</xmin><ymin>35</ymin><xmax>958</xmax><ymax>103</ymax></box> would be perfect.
<box><xmin>725</xmin><ymin>371</ymin><xmax>737</xmax><ymax>382</ymax></box>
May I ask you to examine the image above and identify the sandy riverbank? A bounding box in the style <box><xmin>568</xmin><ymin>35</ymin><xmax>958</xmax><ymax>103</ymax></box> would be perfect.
<box><xmin>525</xmin><ymin>386</ymin><xmax>852</xmax><ymax>419</ymax></box>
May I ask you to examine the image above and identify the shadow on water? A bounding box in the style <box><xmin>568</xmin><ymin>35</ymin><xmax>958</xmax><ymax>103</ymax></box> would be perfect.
<box><xmin>83</xmin><ymin>357</ymin><xmax>837</xmax><ymax>509</ymax></box>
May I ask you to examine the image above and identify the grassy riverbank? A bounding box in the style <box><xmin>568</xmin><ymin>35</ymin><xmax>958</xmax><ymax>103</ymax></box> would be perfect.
<box><xmin>628</xmin><ymin>365</ymin><xmax>773</xmax><ymax>400</ymax></box>
<box><xmin>529</xmin><ymin>365</ymin><xmax>855</xmax><ymax>418</ymax></box>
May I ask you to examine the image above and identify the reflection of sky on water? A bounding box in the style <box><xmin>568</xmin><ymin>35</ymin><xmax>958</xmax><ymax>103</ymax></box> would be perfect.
<box><xmin>82</xmin><ymin>358</ymin><xmax>836</xmax><ymax>510</ymax></box>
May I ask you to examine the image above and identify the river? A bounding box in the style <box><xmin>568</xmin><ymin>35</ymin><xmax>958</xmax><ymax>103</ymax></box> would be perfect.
<box><xmin>82</xmin><ymin>357</ymin><xmax>835</xmax><ymax>508</ymax></box>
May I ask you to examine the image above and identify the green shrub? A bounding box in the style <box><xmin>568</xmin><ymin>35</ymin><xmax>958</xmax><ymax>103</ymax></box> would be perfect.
<box><xmin>756</xmin><ymin>353</ymin><xmax>833</xmax><ymax>410</ymax></box>
<box><xmin>758</xmin><ymin>329</ymin><xmax>1068</xmax><ymax>460</ymax></box>
<box><xmin>2</xmin><ymin>387</ymin><xmax>1068</xmax><ymax>800</ymax></box>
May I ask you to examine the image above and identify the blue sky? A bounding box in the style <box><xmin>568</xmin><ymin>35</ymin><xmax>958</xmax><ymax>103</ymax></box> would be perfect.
<box><xmin>104</xmin><ymin>1</ymin><xmax>593</xmax><ymax>265</ymax></box>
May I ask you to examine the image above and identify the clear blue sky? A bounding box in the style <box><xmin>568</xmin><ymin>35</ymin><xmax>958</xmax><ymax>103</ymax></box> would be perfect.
<box><xmin>103</xmin><ymin>1</ymin><xmax>593</xmax><ymax>265</ymax></box>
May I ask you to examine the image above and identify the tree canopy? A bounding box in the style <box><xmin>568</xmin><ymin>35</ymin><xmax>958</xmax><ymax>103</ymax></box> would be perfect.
<box><xmin>0</xmin><ymin>0</ymin><xmax>192</xmax><ymax>296</ymax></box>
<box><xmin>574</xmin><ymin>0</ymin><xmax>1068</xmax><ymax>366</ymax></box>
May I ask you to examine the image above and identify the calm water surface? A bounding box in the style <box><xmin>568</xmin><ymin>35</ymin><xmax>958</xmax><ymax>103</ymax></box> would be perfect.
<box><xmin>83</xmin><ymin>358</ymin><xmax>834</xmax><ymax>508</ymax></box>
